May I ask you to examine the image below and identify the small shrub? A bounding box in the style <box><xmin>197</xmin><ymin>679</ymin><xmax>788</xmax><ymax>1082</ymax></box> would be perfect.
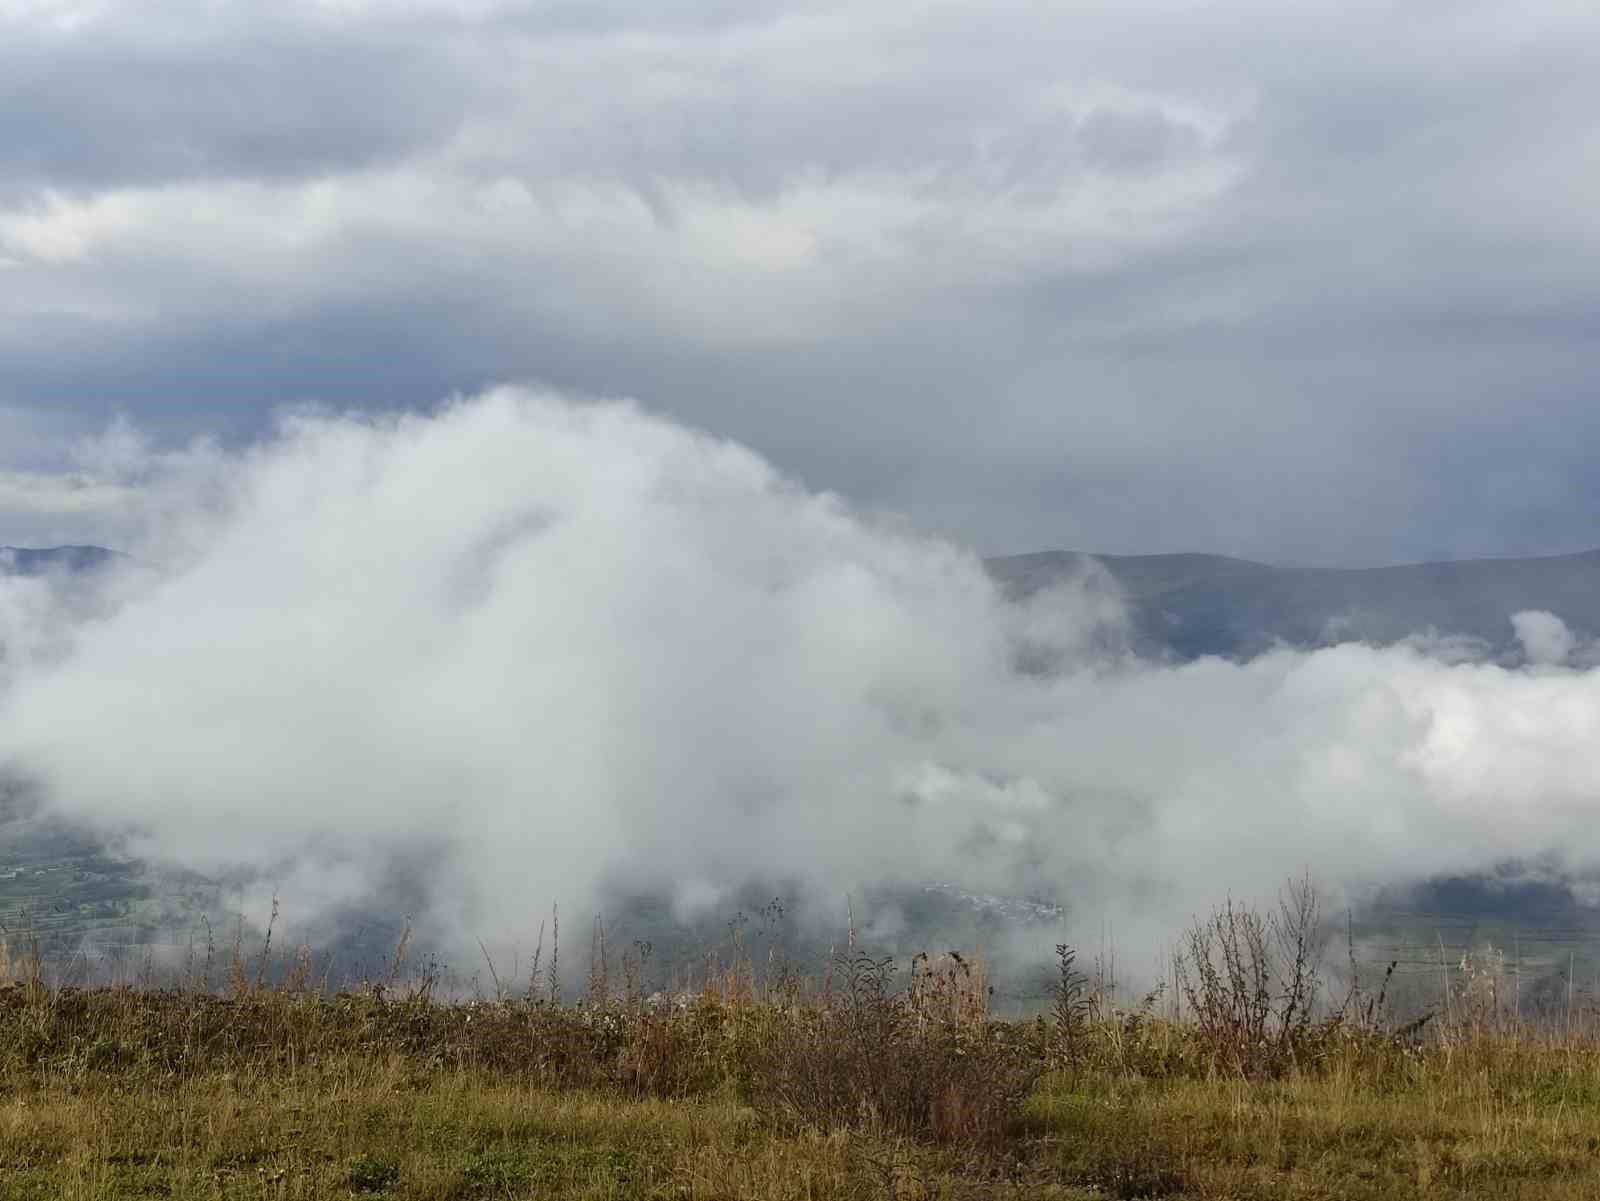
<box><xmin>459</xmin><ymin>1148</ymin><xmax>533</xmax><ymax>1192</ymax></box>
<box><xmin>1062</xmin><ymin>1138</ymin><xmax>1188</xmax><ymax>1199</ymax></box>
<box><xmin>347</xmin><ymin>1152</ymin><xmax>401</xmax><ymax>1192</ymax></box>
<box><xmin>738</xmin><ymin>950</ymin><xmax>1040</xmax><ymax>1151</ymax></box>
<box><xmin>1173</xmin><ymin>874</ymin><xmax>1327</xmax><ymax>1077</ymax></box>
<box><xmin>617</xmin><ymin>1002</ymin><xmax>729</xmax><ymax>1098</ymax></box>
<box><xmin>1052</xmin><ymin>943</ymin><xmax>1091</xmax><ymax>1074</ymax></box>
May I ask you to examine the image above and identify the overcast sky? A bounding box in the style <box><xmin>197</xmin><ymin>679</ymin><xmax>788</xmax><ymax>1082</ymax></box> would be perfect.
<box><xmin>4</xmin><ymin>0</ymin><xmax>1599</xmax><ymax>565</ymax></box>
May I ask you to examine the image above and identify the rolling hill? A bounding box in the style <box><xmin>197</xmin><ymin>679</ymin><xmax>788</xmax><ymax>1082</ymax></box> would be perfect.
<box><xmin>986</xmin><ymin>547</ymin><xmax>1600</xmax><ymax>660</ymax></box>
<box><xmin>13</xmin><ymin>542</ymin><xmax>1598</xmax><ymax>660</ymax></box>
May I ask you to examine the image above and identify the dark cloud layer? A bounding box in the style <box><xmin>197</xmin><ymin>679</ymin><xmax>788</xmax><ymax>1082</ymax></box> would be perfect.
<box><xmin>3</xmin><ymin>0</ymin><xmax>1599</xmax><ymax>563</ymax></box>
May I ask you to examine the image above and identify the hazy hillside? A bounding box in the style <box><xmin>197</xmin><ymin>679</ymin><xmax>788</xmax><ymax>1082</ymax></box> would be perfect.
<box><xmin>987</xmin><ymin>548</ymin><xmax>1600</xmax><ymax>660</ymax></box>
<box><xmin>17</xmin><ymin>542</ymin><xmax>1600</xmax><ymax>661</ymax></box>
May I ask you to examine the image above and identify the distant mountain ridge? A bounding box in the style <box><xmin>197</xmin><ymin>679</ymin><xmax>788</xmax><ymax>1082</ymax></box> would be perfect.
<box><xmin>8</xmin><ymin>543</ymin><xmax>1598</xmax><ymax>661</ymax></box>
<box><xmin>986</xmin><ymin>547</ymin><xmax>1600</xmax><ymax>660</ymax></box>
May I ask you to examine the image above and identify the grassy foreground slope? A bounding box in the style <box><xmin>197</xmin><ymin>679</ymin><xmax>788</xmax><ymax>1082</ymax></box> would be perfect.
<box><xmin>9</xmin><ymin>1032</ymin><xmax>1600</xmax><ymax>1200</ymax></box>
<box><xmin>3</xmin><ymin>930</ymin><xmax>1600</xmax><ymax>1201</ymax></box>
<box><xmin>14</xmin><ymin>1048</ymin><xmax>1600</xmax><ymax>1201</ymax></box>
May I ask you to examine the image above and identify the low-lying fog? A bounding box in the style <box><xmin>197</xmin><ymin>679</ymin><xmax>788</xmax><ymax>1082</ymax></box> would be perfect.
<box><xmin>3</xmin><ymin>390</ymin><xmax>1599</xmax><ymax>986</ymax></box>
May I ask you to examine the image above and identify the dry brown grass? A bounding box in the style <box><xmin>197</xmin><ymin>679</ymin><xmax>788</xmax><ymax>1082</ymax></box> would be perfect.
<box><xmin>738</xmin><ymin>949</ymin><xmax>1039</xmax><ymax>1151</ymax></box>
<box><xmin>4</xmin><ymin>886</ymin><xmax>1600</xmax><ymax>1197</ymax></box>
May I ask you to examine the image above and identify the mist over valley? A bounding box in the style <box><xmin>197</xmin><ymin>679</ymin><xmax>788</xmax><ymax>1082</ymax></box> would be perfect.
<box><xmin>2</xmin><ymin>399</ymin><xmax>1599</xmax><ymax>1006</ymax></box>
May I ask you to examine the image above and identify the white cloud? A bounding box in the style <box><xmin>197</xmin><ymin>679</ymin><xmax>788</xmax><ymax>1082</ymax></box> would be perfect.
<box><xmin>5</xmin><ymin>391</ymin><xmax>1600</xmax><ymax>965</ymax></box>
<box><xmin>1513</xmin><ymin>610</ymin><xmax>1577</xmax><ymax>667</ymax></box>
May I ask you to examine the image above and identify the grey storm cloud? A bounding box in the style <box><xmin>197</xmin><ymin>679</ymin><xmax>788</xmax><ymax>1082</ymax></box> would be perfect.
<box><xmin>0</xmin><ymin>40</ymin><xmax>472</xmax><ymax>194</ymax></box>
<box><xmin>3</xmin><ymin>0</ymin><xmax>1600</xmax><ymax>563</ymax></box>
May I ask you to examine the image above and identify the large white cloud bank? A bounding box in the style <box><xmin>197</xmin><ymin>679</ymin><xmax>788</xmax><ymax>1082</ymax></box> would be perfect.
<box><xmin>3</xmin><ymin>390</ymin><xmax>1600</xmax><ymax>958</ymax></box>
